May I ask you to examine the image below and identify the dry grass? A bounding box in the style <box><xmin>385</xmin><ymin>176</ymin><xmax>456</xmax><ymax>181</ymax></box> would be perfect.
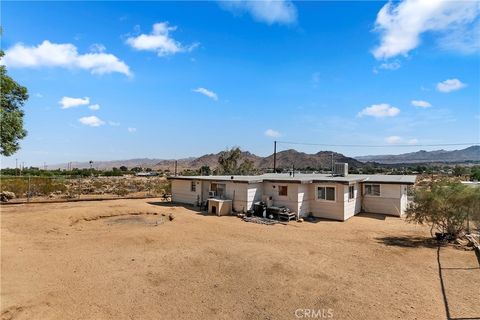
<box><xmin>1</xmin><ymin>199</ymin><xmax>479</xmax><ymax>320</ymax></box>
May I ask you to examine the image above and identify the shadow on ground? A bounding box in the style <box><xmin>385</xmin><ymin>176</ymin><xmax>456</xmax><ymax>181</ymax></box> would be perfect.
<box><xmin>376</xmin><ymin>235</ymin><xmax>439</xmax><ymax>248</ymax></box>
<box><xmin>355</xmin><ymin>213</ymin><xmax>386</xmax><ymax>221</ymax></box>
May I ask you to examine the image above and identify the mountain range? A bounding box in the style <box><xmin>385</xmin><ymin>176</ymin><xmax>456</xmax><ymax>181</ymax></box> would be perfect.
<box><xmin>47</xmin><ymin>146</ymin><xmax>479</xmax><ymax>170</ymax></box>
<box><xmin>355</xmin><ymin>146</ymin><xmax>480</xmax><ymax>164</ymax></box>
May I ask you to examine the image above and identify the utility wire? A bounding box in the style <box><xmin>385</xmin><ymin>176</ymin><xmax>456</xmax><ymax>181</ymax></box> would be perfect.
<box><xmin>276</xmin><ymin>141</ymin><xmax>479</xmax><ymax>148</ymax></box>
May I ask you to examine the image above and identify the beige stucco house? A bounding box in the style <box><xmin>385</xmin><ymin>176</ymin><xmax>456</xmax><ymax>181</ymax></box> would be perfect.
<box><xmin>168</xmin><ymin>173</ymin><xmax>416</xmax><ymax>221</ymax></box>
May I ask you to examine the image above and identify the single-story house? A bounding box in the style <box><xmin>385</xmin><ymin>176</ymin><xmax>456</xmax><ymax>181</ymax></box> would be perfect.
<box><xmin>168</xmin><ymin>171</ymin><xmax>416</xmax><ymax>221</ymax></box>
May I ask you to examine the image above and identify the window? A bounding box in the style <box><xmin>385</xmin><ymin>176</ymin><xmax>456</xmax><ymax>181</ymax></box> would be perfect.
<box><xmin>349</xmin><ymin>185</ymin><xmax>355</xmax><ymax>199</ymax></box>
<box><xmin>365</xmin><ymin>184</ymin><xmax>380</xmax><ymax>196</ymax></box>
<box><xmin>317</xmin><ymin>186</ymin><xmax>335</xmax><ymax>201</ymax></box>
<box><xmin>279</xmin><ymin>185</ymin><xmax>288</xmax><ymax>196</ymax></box>
<box><xmin>191</xmin><ymin>181</ymin><xmax>196</xmax><ymax>192</ymax></box>
<box><xmin>211</xmin><ymin>183</ymin><xmax>226</xmax><ymax>198</ymax></box>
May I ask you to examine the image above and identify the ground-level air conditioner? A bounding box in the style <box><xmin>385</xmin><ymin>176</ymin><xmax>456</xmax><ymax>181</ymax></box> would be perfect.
<box><xmin>208</xmin><ymin>191</ymin><xmax>216</xmax><ymax>198</ymax></box>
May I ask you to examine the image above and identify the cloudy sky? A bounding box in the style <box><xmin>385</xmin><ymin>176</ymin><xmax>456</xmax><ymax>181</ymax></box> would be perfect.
<box><xmin>1</xmin><ymin>1</ymin><xmax>479</xmax><ymax>167</ymax></box>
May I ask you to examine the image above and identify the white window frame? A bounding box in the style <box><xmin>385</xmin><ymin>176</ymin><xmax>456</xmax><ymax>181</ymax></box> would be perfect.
<box><xmin>364</xmin><ymin>184</ymin><xmax>381</xmax><ymax>196</ymax></box>
<box><xmin>211</xmin><ymin>183</ymin><xmax>226</xmax><ymax>198</ymax></box>
<box><xmin>191</xmin><ymin>181</ymin><xmax>196</xmax><ymax>192</ymax></box>
<box><xmin>316</xmin><ymin>185</ymin><xmax>336</xmax><ymax>202</ymax></box>
<box><xmin>348</xmin><ymin>185</ymin><xmax>355</xmax><ymax>200</ymax></box>
<box><xmin>278</xmin><ymin>185</ymin><xmax>288</xmax><ymax>197</ymax></box>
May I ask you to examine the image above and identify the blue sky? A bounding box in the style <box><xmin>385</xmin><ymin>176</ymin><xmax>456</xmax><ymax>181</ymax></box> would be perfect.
<box><xmin>1</xmin><ymin>0</ymin><xmax>479</xmax><ymax>167</ymax></box>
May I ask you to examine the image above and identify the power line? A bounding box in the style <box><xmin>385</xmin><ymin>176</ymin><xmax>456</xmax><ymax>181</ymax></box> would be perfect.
<box><xmin>276</xmin><ymin>141</ymin><xmax>479</xmax><ymax>148</ymax></box>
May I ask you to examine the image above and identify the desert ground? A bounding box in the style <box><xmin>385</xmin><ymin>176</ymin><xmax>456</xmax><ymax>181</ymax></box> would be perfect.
<box><xmin>1</xmin><ymin>199</ymin><xmax>479</xmax><ymax>320</ymax></box>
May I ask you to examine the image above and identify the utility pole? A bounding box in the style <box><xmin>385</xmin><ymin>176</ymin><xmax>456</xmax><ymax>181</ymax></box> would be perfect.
<box><xmin>174</xmin><ymin>160</ymin><xmax>178</xmax><ymax>176</ymax></box>
<box><xmin>331</xmin><ymin>152</ymin><xmax>334</xmax><ymax>176</ymax></box>
<box><xmin>15</xmin><ymin>158</ymin><xmax>18</xmax><ymax>176</ymax></box>
<box><xmin>273</xmin><ymin>140</ymin><xmax>277</xmax><ymax>173</ymax></box>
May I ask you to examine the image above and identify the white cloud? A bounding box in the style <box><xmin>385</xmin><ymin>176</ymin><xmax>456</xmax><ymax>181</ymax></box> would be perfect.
<box><xmin>59</xmin><ymin>96</ymin><xmax>90</xmax><ymax>109</ymax></box>
<box><xmin>436</xmin><ymin>78</ymin><xmax>467</xmax><ymax>92</ymax></box>
<box><xmin>108</xmin><ymin>121</ymin><xmax>120</xmax><ymax>126</ymax></box>
<box><xmin>385</xmin><ymin>136</ymin><xmax>419</xmax><ymax>145</ymax></box>
<box><xmin>78</xmin><ymin>116</ymin><xmax>105</xmax><ymax>127</ymax></box>
<box><xmin>264</xmin><ymin>129</ymin><xmax>282</xmax><ymax>138</ymax></box>
<box><xmin>127</xmin><ymin>127</ymin><xmax>137</xmax><ymax>133</ymax></box>
<box><xmin>385</xmin><ymin>136</ymin><xmax>402</xmax><ymax>144</ymax></box>
<box><xmin>372</xmin><ymin>0</ymin><xmax>480</xmax><ymax>59</ymax></box>
<box><xmin>35</xmin><ymin>93</ymin><xmax>43</xmax><ymax>98</ymax></box>
<box><xmin>379</xmin><ymin>60</ymin><xmax>401</xmax><ymax>70</ymax></box>
<box><xmin>88</xmin><ymin>104</ymin><xmax>100</xmax><ymax>111</ymax></box>
<box><xmin>126</xmin><ymin>22</ymin><xmax>198</xmax><ymax>56</ymax></box>
<box><xmin>89</xmin><ymin>43</ymin><xmax>106</xmax><ymax>53</ymax></box>
<box><xmin>192</xmin><ymin>87</ymin><xmax>218</xmax><ymax>100</ymax></box>
<box><xmin>358</xmin><ymin>103</ymin><xmax>400</xmax><ymax>118</ymax></box>
<box><xmin>2</xmin><ymin>40</ymin><xmax>131</xmax><ymax>76</ymax></box>
<box><xmin>373</xmin><ymin>60</ymin><xmax>401</xmax><ymax>73</ymax></box>
<box><xmin>219</xmin><ymin>0</ymin><xmax>297</xmax><ymax>25</ymax></box>
<box><xmin>411</xmin><ymin>100</ymin><xmax>432</xmax><ymax>108</ymax></box>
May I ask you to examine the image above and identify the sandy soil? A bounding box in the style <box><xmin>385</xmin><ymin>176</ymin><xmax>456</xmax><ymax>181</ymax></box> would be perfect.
<box><xmin>1</xmin><ymin>199</ymin><xmax>479</xmax><ymax>320</ymax></box>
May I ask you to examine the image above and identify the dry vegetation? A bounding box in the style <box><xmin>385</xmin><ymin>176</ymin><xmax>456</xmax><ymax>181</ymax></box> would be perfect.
<box><xmin>1</xmin><ymin>199</ymin><xmax>479</xmax><ymax>320</ymax></box>
<box><xmin>0</xmin><ymin>176</ymin><xmax>170</xmax><ymax>202</ymax></box>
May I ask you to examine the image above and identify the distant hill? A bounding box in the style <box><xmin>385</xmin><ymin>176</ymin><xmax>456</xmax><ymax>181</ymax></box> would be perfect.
<box><xmin>355</xmin><ymin>146</ymin><xmax>480</xmax><ymax>164</ymax></box>
<box><xmin>259</xmin><ymin>149</ymin><xmax>364</xmax><ymax>169</ymax></box>
<box><xmin>48</xmin><ymin>149</ymin><xmax>362</xmax><ymax>171</ymax></box>
<box><xmin>47</xmin><ymin>146</ymin><xmax>479</xmax><ymax>171</ymax></box>
<box><xmin>49</xmin><ymin>158</ymin><xmax>173</xmax><ymax>170</ymax></box>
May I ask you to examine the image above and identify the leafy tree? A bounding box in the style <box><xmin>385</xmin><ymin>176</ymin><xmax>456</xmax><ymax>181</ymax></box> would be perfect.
<box><xmin>452</xmin><ymin>165</ymin><xmax>466</xmax><ymax>177</ymax></box>
<box><xmin>0</xmin><ymin>50</ymin><xmax>28</xmax><ymax>156</ymax></box>
<box><xmin>218</xmin><ymin>147</ymin><xmax>242</xmax><ymax>175</ymax></box>
<box><xmin>131</xmin><ymin>166</ymin><xmax>143</xmax><ymax>173</ymax></box>
<box><xmin>119</xmin><ymin>166</ymin><xmax>128</xmax><ymax>172</ymax></box>
<box><xmin>470</xmin><ymin>166</ymin><xmax>480</xmax><ymax>181</ymax></box>
<box><xmin>238</xmin><ymin>159</ymin><xmax>256</xmax><ymax>175</ymax></box>
<box><xmin>406</xmin><ymin>181</ymin><xmax>480</xmax><ymax>238</ymax></box>
<box><xmin>200</xmin><ymin>165</ymin><xmax>211</xmax><ymax>176</ymax></box>
<box><xmin>217</xmin><ymin>147</ymin><xmax>257</xmax><ymax>175</ymax></box>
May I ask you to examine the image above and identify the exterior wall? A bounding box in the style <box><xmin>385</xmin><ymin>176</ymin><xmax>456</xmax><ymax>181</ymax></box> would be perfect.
<box><xmin>263</xmin><ymin>182</ymin><xmax>300</xmax><ymax>213</ymax></box>
<box><xmin>247</xmin><ymin>183</ymin><xmax>263</xmax><ymax>211</ymax></box>
<box><xmin>171</xmin><ymin>178</ymin><xmax>411</xmax><ymax>219</ymax></box>
<box><xmin>171</xmin><ymin>179</ymin><xmax>201</xmax><ymax>205</ymax></box>
<box><xmin>297</xmin><ymin>184</ymin><xmax>310</xmax><ymax>217</ymax></box>
<box><xmin>400</xmin><ymin>185</ymin><xmax>409</xmax><ymax>215</ymax></box>
<box><xmin>361</xmin><ymin>183</ymin><xmax>404</xmax><ymax>216</ymax></box>
<box><xmin>308</xmin><ymin>183</ymin><xmax>346</xmax><ymax>221</ymax></box>
<box><xmin>344</xmin><ymin>182</ymin><xmax>361</xmax><ymax>220</ymax></box>
<box><xmin>227</xmin><ymin>182</ymin><xmax>249</xmax><ymax>213</ymax></box>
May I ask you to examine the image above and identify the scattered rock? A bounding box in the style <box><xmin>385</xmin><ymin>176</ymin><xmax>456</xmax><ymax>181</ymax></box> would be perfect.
<box><xmin>168</xmin><ymin>213</ymin><xmax>175</xmax><ymax>221</ymax></box>
<box><xmin>297</xmin><ymin>218</ymin><xmax>304</xmax><ymax>223</ymax></box>
<box><xmin>0</xmin><ymin>191</ymin><xmax>16</xmax><ymax>202</ymax></box>
<box><xmin>243</xmin><ymin>216</ymin><xmax>279</xmax><ymax>225</ymax></box>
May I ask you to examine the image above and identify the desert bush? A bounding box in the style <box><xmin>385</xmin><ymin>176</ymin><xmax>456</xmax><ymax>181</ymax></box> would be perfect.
<box><xmin>0</xmin><ymin>177</ymin><xmax>68</xmax><ymax>197</ymax></box>
<box><xmin>406</xmin><ymin>181</ymin><xmax>480</xmax><ymax>238</ymax></box>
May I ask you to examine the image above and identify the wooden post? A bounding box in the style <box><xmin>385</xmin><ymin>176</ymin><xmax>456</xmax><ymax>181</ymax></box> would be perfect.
<box><xmin>273</xmin><ymin>140</ymin><xmax>277</xmax><ymax>173</ymax></box>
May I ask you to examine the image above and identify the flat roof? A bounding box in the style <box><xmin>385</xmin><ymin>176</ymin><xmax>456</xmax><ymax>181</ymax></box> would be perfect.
<box><xmin>168</xmin><ymin>173</ymin><xmax>416</xmax><ymax>185</ymax></box>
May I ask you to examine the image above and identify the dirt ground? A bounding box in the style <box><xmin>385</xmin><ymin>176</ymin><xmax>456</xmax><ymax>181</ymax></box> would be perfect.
<box><xmin>1</xmin><ymin>199</ymin><xmax>479</xmax><ymax>320</ymax></box>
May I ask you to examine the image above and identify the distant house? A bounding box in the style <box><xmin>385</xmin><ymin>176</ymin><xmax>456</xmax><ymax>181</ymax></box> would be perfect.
<box><xmin>168</xmin><ymin>167</ymin><xmax>416</xmax><ymax>221</ymax></box>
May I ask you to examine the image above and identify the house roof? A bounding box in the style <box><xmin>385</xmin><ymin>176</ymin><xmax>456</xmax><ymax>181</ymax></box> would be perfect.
<box><xmin>168</xmin><ymin>173</ymin><xmax>416</xmax><ymax>185</ymax></box>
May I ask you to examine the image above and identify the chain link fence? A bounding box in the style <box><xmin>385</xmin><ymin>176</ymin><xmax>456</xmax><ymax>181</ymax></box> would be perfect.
<box><xmin>0</xmin><ymin>175</ymin><xmax>171</xmax><ymax>203</ymax></box>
